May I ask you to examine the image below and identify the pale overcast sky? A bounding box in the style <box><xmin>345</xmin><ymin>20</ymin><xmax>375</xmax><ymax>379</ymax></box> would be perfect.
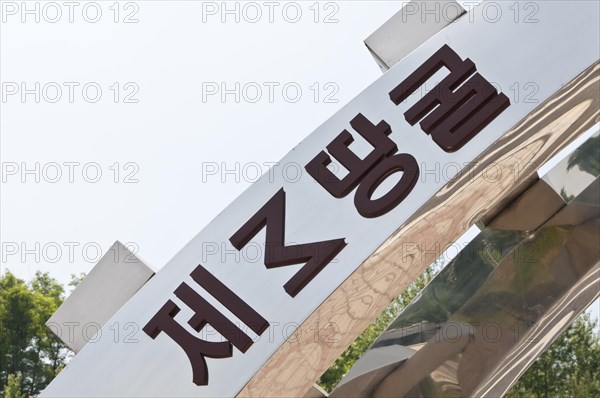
<box><xmin>1</xmin><ymin>1</ymin><xmax>597</xmax><ymax>324</ymax></box>
<box><xmin>1</xmin><ymin>1</ymin><xmax>406</xmax><ymax>282</ymax></box>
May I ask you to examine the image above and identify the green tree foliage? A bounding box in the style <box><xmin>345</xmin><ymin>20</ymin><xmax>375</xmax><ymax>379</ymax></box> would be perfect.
<box><xmin>317</xmin><ymin>267</ymin><xmax>435</xmax><ymax>392</ymax></box>
<box><xmin>68</xmin><ymin>274</ymin><xmax>86</xmax><ymax>293</ymax></box>
<box><xmin>567</xmin><ymin>135</ymin><xmax>599</xmax><ymax>176</ymax></box>
<box><xmin>506</xmin><ymin>314</ymin><xmax>600</xmax><ymax>398</ymax></box>
<box><xmin>4</xmin><ymin>374</ymin><xmax>25</xmax><ymax>398</ymax></box>
<box><xmin>3</xmin><ymin>374</ymin><xmax>25</xmax><ymax>398</ymax></box>
<box><xmin>318</xmin><ymin>262</ymin><xmax>600</xmax><ymax>397</ymax></box>
<box><xmin>1</xmin><ymin>269</ymin><xmax>598</xmax><ymax>397</ymax></box>
<box><xmin>0</xmin><ymin>271</ymin><xmax>68</xmax><ymax>397</ymax></box>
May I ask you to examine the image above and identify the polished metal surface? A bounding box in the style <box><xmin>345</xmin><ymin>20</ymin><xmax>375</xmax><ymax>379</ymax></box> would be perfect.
<box><xmin>364</xmin><ymin>0</ymin><xmax>465</xmax><ymax>71</ymax></box>
<box><xmin>487</xmin><ymin>178</ymin><xmax>565</xmax><ymax>231</ymax></box>
<box><xmin>542</xmin><ymin>128</ymin><xmax>600</xmax><ymax>202</ymax></box>
<box><xmin>46</xmin><ymin>241</ymin><xmax>155</xmax><ymax>353</ymax></box>
<box><xmin>41</xmin><ymin>1</ymin><xmax>600</xmax><ymax>397</ymax></box>
<box><xmin>304</xmin><ymin>384</ymin><xmax>329</xmax><ymax>398</ymax></box>
<box><xmin>331</xmin><ymin>133</ymin><xmax>600</xmax><ymax>397</ymax></box>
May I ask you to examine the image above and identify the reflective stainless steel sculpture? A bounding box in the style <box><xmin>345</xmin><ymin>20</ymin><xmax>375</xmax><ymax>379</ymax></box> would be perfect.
<box><xmin>331</xmin><ymin>130</ymin><xmax>600</xmax><ymax>397</ymax></box>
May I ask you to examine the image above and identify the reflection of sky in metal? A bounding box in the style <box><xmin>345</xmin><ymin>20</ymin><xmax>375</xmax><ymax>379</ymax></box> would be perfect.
<box><xmin>447</xmin><ymin>124</ymin><xmax>600</xmax><ymax>334</ymax></box>
<box><xmin>538</xmin><ymin>124</ymin><xmax>600</xmax><ymax>330</ymax></box>
<box><xmin>332</xmin><ymin>129</ymin><xmax>600</xmax><ymax>397</ymax></box>
<box><xmin>538</xmin><ymin>123</ymin><xmax>599</xmax><ymax>177</ymax></box>
<box><xmin>391</xmin><ymin>125</ymin><xmax>600</xmax><ymax>340</ymax></box>
<box><xmin>432</xmin><ymin>225</ymin><xmax>481</xmax><ymax>270</ymax></box>
<box><xmin>541</xmin><ymin>125</ymin><xmax>599</xmax><ymax>200</ymax></box>
<box><xmin>337</xmin><ymin>195</ymin><xmax>598</xmax><ymax>397</ymax></box>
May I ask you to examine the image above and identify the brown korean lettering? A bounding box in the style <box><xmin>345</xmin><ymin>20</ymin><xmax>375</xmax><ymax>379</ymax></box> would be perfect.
<box><xmin>305</xmin><ymin>113</ymin><xmax>397</xmax><ymax>198</ymax></box>
<box><xmin>230</xmin><ymin>188</ymin><xmax>346</xmax><ymax>297</ymax></box>
<box><xmin>143</xmin><ymin>264</ymin><xmax>268</xmax><ymax>386</ymax></box>
<box><xmin>389</xmin><ymin>44</ymin><xmax>510</xmax><ymax>152</ymax></box>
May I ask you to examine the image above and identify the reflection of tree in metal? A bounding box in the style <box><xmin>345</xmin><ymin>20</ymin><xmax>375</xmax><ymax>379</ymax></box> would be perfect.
<box><xmin>550</xmin><ymin>131</ymin><xmax>599</xmax><ymax>204</ymax></box>
<box><xmin>381</xmin><ymin>229</ymin><xmax>524</xmax><ymax>333</ymax></box>
<box><xmin>568</xmin><ymin>135</ymin><xmax>599</xmax><ymax>176</ymax></box>
<box><xmin>331</xmin><ymin>133</ymin><xmax>600</xmax><ymax>398</ymax></box>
